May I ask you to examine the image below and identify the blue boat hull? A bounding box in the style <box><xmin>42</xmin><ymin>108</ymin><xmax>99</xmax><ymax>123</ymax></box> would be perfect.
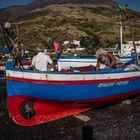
<box><xmin>6</xmin><ymin>76</ymin><xmax>140</xmax><ymax>126</ymax></box>
<box><xmin>5</xmin><ymin>62</ymin><xmax>140</xmax><ymax>126</ymax></box>
<box><xmin>7</xmin><ymin>78</ymin><xmax>140</xmax><ymax>100</ymax></box>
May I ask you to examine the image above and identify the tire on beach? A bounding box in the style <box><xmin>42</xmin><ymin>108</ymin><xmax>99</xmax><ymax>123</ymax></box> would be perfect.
<box><xmin>19</xmin><ymin>100</ymin><xmax>36</xmax><ymax>120</ymax></box>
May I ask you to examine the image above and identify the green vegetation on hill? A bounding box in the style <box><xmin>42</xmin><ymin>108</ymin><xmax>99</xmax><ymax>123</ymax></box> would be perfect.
<box><xmin>1</xmin><ymin>4</ymin><xmax>140</xmax><ymax>55</ymax></box>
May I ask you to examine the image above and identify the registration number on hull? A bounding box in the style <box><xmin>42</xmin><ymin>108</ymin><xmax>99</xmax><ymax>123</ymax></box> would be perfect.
<box><xmin>98</xmin><ymin>81</ymin><xmax>129</xmax><ymax>87</ymax></box>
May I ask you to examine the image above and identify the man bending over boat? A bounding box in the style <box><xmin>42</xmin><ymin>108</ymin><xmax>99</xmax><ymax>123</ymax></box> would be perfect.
<box><xmin>31</xmin><ymin>43</ymin><xmax>55</xmax><ymax>71</ymax></box>
<box><xmin>95</xmin><ymin>48</ymin><xmax>124</xmax><ymax>71</ymax></box>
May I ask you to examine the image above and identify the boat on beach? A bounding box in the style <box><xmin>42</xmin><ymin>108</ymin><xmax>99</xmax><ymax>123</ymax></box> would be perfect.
<box><xmin>6</xmin><ymin>61</ymin><xmax>140</xmax><ymax>126</ymax></box>
<box><xmin>57</xmin><ymin>55</ymin><xmax>135</xmax><ymax>71</ymax></box>
<box><xmin>2</xmin><ymin>3</ymin><xmax>140</xmax><ymax>126</ymax></box>
<box><xmin>0</xmin><ymin>61</ymin><xmax>31</xmax><ymax>71</ymax></box>
<box><xmin>0</xmin><ymin>61</ymin><xmax>31</xmax><ymax>79</ymax></box>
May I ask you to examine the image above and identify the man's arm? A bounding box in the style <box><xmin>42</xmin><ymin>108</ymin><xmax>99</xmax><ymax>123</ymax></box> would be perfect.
<box><xmin>108</xmin><ymin>53</ymin><xmax>116</xmax><ymax>68</ymax></box>
<box><xmin>96</xmin><ymin>59</ymin><xmax>101</xmax><ymax>71</ymax></box>
<box><xmin>47</xmin><ymin>56</ymin><xmax>56</xmax><ymax>70</ymax></box>
<box><xmin>50</xmin><ymin>63</ymin><xmax>56</xmax><ymax>70</ymax></box>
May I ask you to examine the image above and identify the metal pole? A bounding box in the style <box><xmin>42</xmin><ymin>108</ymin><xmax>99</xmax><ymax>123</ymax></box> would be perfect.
<box><xmin>126</xmin><ymin>7</ymin><xmax>139</xmax><ymax>65</ymax></box>
<box><xmin>120</xmin><ymin>13</ymin><xmax>123</xmax><ymax>54</ymax></box>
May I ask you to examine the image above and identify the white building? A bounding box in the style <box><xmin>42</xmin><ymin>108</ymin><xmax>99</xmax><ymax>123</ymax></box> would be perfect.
<box><xmin>121</xmin><ymin>40</ymin><xmax>140</xmax><ymax>56</ymax></box>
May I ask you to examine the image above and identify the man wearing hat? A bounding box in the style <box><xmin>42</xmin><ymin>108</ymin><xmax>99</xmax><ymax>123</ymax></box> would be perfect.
<box><xmin>31</xmin><ymin>43</ymin><xmax>55</xmax><ymax>71</ymax></box>
<box><xmin>95</xmin><ymin>48</ymin><xmax>122</xmax><ymax>71</ymax></box>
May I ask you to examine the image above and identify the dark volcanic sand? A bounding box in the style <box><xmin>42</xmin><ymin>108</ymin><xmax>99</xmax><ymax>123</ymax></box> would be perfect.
<box><xmin>0</xmin><ymin>79</ymin><xmax>140</xmax><ymax>140</ymax></box>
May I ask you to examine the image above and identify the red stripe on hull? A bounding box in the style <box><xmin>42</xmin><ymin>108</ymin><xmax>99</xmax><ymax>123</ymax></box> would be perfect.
<box><xmin>7</xmin><ymin>89</ymin><xmax>140</xmax><ymax>126</ymax></box>
<box><xmin>6</xmin><ymin>75</ymin><xmax>140</xmax><ymax>84</ymax></box>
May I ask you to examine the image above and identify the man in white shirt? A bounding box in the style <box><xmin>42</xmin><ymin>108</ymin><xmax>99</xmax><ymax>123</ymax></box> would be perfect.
<box><xmin>31</xmin><ymin>43</ymin><xmax>55</xmax><ymax>71</ymax></box>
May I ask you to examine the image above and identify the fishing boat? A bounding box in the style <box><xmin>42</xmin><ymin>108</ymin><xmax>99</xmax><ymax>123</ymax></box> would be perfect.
<box><xmin>3</xmin><ymin>4</ymin><xmax>140</xmax><ymax>126</ymax></box>
<box><xmin>57</xmin><ymin>55</ymin><xmax>135</xmax><ymax>71</ymax></box>
<box><xmin>0</xmin><ymin>61</ymin><xmax>31</xmax><ymax>71</ymax></box>
<box><xmin>6</xmin><ymin>61</ymin><xmax>140</xmax><ymax>126</ymax></box>
<box><xmin>0</xmin><ymin>60</ymin><xmax>31</xmax><ymax>79</ymax></box>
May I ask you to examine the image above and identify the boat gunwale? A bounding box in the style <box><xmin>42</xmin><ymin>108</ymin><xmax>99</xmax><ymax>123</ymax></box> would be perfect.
<box><xmin>6</xmin><ymin>75</ymin><xmax>140</xmax><ymax>84</ymax></box>
<box><xmin>6</xmin><ymin>68</ymin><xmax>140</xmax><ymax>75</ymax></box>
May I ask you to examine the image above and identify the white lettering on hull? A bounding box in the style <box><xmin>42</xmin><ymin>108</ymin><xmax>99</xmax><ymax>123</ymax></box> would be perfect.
<box><xmin>98</xmin><ymin>81</ymin><xmax>129</xmax><ymax>87</ymax></box>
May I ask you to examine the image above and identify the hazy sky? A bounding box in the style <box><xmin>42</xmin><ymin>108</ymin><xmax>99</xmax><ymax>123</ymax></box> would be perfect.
<box><xmin>114</xmin><ymin>0</ymin><xmax>140</xmax><ymax>11</ymax></box>
<box><xmin>0</xmin><ymin>0</ymin><xmax>33</xmax><ymax>9</ymax></box>
<box><xmin>0</xmin><ymin>0</ymin><xmax>140</xmax><ymax>11</ymax></box>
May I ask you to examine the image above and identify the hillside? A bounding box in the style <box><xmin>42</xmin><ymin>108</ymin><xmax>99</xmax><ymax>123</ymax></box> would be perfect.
<box><xmin>0</xmin><ymin>3</ymin><xmax>140</xmax><ymax>54</ymax></box>
<box><xmin>0</xmin><ymin>0</ymin><xmax>117</xmax><ymax>17</ymax></box>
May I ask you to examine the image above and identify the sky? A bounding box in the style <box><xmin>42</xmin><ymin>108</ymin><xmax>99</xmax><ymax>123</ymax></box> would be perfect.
<box><xmin>0</xmin><ymin>0</ymin><xmax>33</xmax><ymax>9</ymax></box>
<box><xmin>0</xmin><ymin>0</ymin><xmax>140</xmax><ymax>11</ymax></box>
<box><xmin>114</xmin><ymin>0</ymin><xmax>140</xmax><ymax>12</ymax></box>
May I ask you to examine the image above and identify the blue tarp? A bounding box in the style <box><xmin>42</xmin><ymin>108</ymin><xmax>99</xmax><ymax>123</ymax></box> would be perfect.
<box><xmin>0</xmin><ymin>46</ymin><xmax>10</xmax><ymax>53</ymax></box>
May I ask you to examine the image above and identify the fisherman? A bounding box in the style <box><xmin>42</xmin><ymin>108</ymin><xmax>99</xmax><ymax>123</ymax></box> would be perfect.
<box><xmin>31</xmin><ymin>43</ymin><xmax>55</xmax><ymax>71</ymax></box>
<box><xmin>95</xmin><ymin>48</ymin><xmax>124</xmax><ymax>71</ymax></box>
<box><xmin>20</xmin><ymin>43</ymin><xmax>26</xmax><ymax>60</ymax></box>
<box><xmin>11</xmin><ymin>43</ymin><xmax>22</xmax><ymax>68</ymax></box>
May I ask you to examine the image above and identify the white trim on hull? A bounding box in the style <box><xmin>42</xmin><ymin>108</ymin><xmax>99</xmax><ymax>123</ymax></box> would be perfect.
<box><xmin>6</xmin><ymin>69</ymin><xmax>140</xmax><ymax>81</ymax></box>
